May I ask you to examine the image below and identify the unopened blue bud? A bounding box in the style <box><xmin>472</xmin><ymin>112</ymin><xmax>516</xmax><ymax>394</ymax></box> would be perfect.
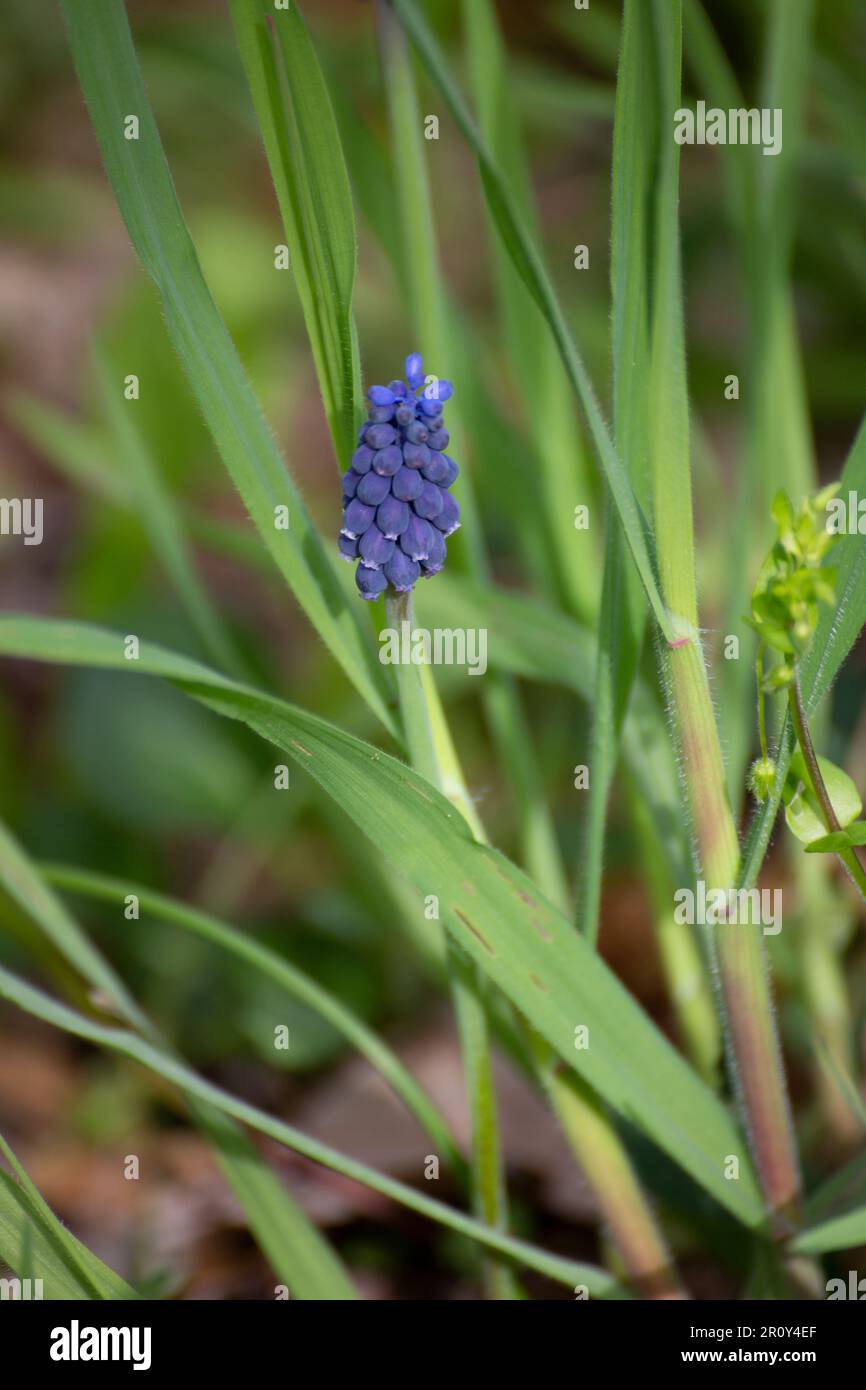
<box><xmin>356</xmin><ymin>470</ymin><xmax>391</xmax><ymax>506</ymax></box>
<box><xmin>368</xmin><ymin>385</ymin><xmax>396</xmax><ymax>406</ymax></box>
<box><xmin>391</xmin><ymin>466</ymin><xmax>423</xmax><ymax>502</ymax></box>
<box><xmin>356</xmin><ymin>564</ymin><xmax>388</xmax><ymax>600</ymax></box>
<box><xmin>432</xmin><ymin>490</ymin><xmax>460</xmax><ymax>535</ymax></box>
<box><xmin>403</xmin><ymin>441</ymin><xmax>431</xmax><ymax>470</ymax></box>
<box><xmin>400</xmin><ymin>514</ymin><xmax>435</xmax><ymax>561</ymax></box>
<box><xmin>414</xmin><ymin>481</ymin><xmax>444</xmax><ymax>520</ymax></box>
<box><xmin>371</xmin><ymin>444</ymin><xmax>403</xmax><ymax>477</ymax></box>
<box><xmin>342</xmin><ymin>499</ymin><xmax>376</xmax><ymax>538</ymax></box>
<box><xmin>421</xmin><ymin>528</ymin><xmax>446</xmax><ymax>576</ymax></box>
<box><xmin>351</xmin><ymin>445</ymin><xmax>374</xmax><ymax>475</ymax></box>
<box><xmin>384</xmin><ymin>549</ymin><xmax>421</xmax><ymax>592</ymax></box>
<box><xmin>359</xmin><ymin>524</ymin><xmax>396</xmax><ymax>569</ymax></box>
<box><xmin>405</xmin><ymin>352</ymin><xmax>424</xmax><ymax>389</ymax></box>
<box><xmin>377</xmin><ymin>495</ymin><xmax>410</xmax><ymax>538</ymax></box>
<box><xmin>365</xmin><ymin>423</ymin><xmax>397</xmax><ymax>450</ymax></box>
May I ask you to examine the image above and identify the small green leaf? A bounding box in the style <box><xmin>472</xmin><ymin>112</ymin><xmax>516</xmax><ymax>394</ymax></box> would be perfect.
<box><xmin>792</xmin><ymin>1206</ymin><xmax>866</xmax><ymax>1255</ymax></box>
<box><xmin>805</xmin><ymin>821</ymin><xmax>866</xmax><ymax>854</ymax></box>
<box><xmin>783</xmin><ymin>751</ymin><xmax>862</xmax><ymax>845</ymax></box>
<box><xmin>60</xmin><ymin>0</ymin><xmax>396</xmax><ymax>738</ymax></box>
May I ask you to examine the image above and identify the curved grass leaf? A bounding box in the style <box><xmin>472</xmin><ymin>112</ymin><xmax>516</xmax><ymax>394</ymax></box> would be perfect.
<box><xmin>577</xmin><ymin>0</ymin><xmax>651</xmax><ymax>943</ymax></box>
<box><xmin>0</xmin><ymin>615</ymin><xmax>764</xmax><ymax>1228</ymax></box>
<box><xmin>91</xmin><ymin>341</ymin><xmax>245</xmax><ymax>679</ymax></box>
<box><xmin>228</xmin><ymin>0</ymin><xmax>360</xmax><ymax>466</ymax></box>
<box><xmin>0</xmin><ymin>964</ymin><xmax>620</xmax><ymax>1298</ymax></box>
<box><xmin>60</xmin><ymin>0</ymin><xmax>395</xmax><ymax>737</ymax></box>
<box><xmin>463</xmin><ymin>0</ymin><xmax>597</xmax><ymax>621</ymax></box>
<box><xmin>0</xmin><ymin>1133</ymin><xmax>136</xmax><ymax>1300</ymax></box>
<box><xmin>0</xmin><ymin>819</ymin><xmax>356</xmax><ymax>1300</ymax></box>
<box><xmin>43</xmin><ymin>863</ymin><xmax>466</xmax><ymax>1183</ymax></box>
<box><xmin>390</xmin><ymin>0</ymin><xmax>670</xmax><ymax>640</ymax></box>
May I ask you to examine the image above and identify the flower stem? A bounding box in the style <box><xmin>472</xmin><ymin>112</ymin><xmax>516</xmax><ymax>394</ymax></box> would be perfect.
<box><xmin>384</xmin><ymin>590</ymin><xmax>512</xmax><ymax>1299</ymax></box>
<box><xmin>386</xmin><ymin>597</ymin><xmax>684</xmax><ymax>1297</ymax></box>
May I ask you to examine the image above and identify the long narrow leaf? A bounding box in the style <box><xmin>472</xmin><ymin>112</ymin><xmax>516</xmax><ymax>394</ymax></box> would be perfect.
<box><xmin>0</xmin><ymin>615</ymin><xmax>764</xmax><ymax>1226</ymax></box>
<box><xmin>43</xmin><ymin>862</ymin><xmax>465</xmax><ymax>1182</ymax></box>
<box><xmin>0</xmin><ymin>819</ymin><xmax>357</xmax><ymax>1300</ymax></box>
<box><xmin>60</xmin><ymin>0</ymin><xmax>395</xmax><ymax>736</ymax></box>
<box><xmin>0</xmin><ymin>1134</ymin><xmax>136</xmax><ymax>1300</ymax></box>
<box><xmin>390</xmin><ymin>0</ymin><xmax>671</xmax><ymax>639</ymax></box>
<box><xmin>229</xmin><ymin>0</ymin><xmax>360</xmax><ymax>465</ymax></box>
<box><xmin>0</xmin><ymin>964</ymin><xmax>619</xmax><ymax>1298</ymax></box>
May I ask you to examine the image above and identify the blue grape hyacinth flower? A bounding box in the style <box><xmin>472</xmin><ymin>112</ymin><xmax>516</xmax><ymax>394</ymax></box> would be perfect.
<box><xmin>339</xmin><ymin>353</ymin><xmax>460</xmax><ymax>599</ymax></box>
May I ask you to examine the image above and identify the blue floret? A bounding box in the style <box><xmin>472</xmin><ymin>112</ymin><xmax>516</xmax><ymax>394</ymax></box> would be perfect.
<box><xmin>338</xmin><ymin>354</ymin><xmax>461</xmax><ymax>597</ymax></box>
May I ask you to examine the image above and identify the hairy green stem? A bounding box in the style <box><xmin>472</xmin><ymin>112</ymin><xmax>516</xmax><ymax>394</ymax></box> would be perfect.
<box><xmin>666</xmin><ymin>641</ymin><xmax>801</xmax><ymax>1227</ymax></box>
<box><xmin>650</xmin><ymin>0</ymin><xmax>799</xmax><ymax>1230</ymax></box>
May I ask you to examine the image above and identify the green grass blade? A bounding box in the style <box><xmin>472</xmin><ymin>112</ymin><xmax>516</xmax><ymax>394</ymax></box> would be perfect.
<box><xmin>648</xmin><ymin>0</ymin><xmax>800</xmax><ymax>1223</ymax></box>
<box><xmin>0</xmin><ymin>615</ymin><xmax>765</xmax><ymax>1226</ymax></box>
<box><xmin>0</xmin><ymin>818</ymin><xmax>357</xmax><ymax>1299</ymax></box>
<box><xmin>60</xmin><ymin>0</ymin><xmax>395</xmax><ymax>737</ymax></box>
<box><xmin>43</xmin><ymin>862</ymin><xmax>466</xmax><ymax>1184</ymax></box>
<box><xmin>91</xmin><ymin>341</ymin><xmax>245</xmax><ymax>678</ymax></box>
<box><xmin>390</xmin><ymin>0</ymin><xmax>670</xmax><ymax>639</ymax></box>
<box><xmin>649</xmin><ymin>0</ymin><xmax>695</xmax><ymax>630</ymax></box>
<box><xmin>0</xmin><ymin>965</ymin><xmax>621</xmax><ymax>1298</ymax></box>
<box><xmin>228</xmin><ymin>0</ymin><xmax>360</xmax><ymax>465</ymax></box>
<box><xmin>800</xmin><ymin>417</ymin><xmax>866</xmax><ymax>715</ymax></box>
<box><xmin>463</xmin><ymin>0</ymin><xmax>596</xmax><ymax>620</ymax></box>
<box><xmin>8</xmin><ymin>392</ymin><xmax>125</xmax><ymax>504</ymax></box>
<box><xmin>577</xmin><ymin>0</ymin><xmax>651</xmax><ymax>942</ymax></box>
<box><xmin>186</xmin><ymin>1105</ymin><xmax>356</xmax><ymax>1299</ymax></box>
<box><xmin>804</xmin><ymin>1151</ymin><xmax>866</xmax><ymax>1228</ymax></box>
<box><xmin>375</xmin><ymin>6</ymin><xmax>526</xmax><ymax>1296</ymax></box>
<box><xmin>0</xmin><ymin>1133</ymin><xmax>136</xmax><ymax>1300</ymax></box>
<box><xmin>791</xmin><ymin>1207</ymin><xmax>866</xmax><ymax>1255</ymax></box>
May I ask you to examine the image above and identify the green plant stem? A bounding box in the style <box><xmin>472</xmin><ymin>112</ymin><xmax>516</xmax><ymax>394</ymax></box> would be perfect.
<box><xmin>649</xmin><ymin>0</ymin><xmax>800</xmax><ymax>1230</ymax></box>
<box><xmin>667</xmin><ymin>641</ymin><xmax>801</xmax><ymax>1227</ymax></box>
<box><xmin>756</xmin><ymin>644</ymin><xmax>769</xmax><ymax>761</ymax></box>
<box><xmin>384</xmin><ymin>589</ymin><xmax>684</xmax><ymax>1298</ymax></box>
<box><xmin>384</xmin><ymin>591</ymin><xmax>512</xmax><ymax>1299</ymax></box>
<box><xmin>789</xmin><ymin>673</ymin><xmax>866</xmax><ymax>903</ymax></box>
<box><xmin>378</xmin><ymin>1</ymin><xmax>683</xmax><ymax>1298</ymax></box>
